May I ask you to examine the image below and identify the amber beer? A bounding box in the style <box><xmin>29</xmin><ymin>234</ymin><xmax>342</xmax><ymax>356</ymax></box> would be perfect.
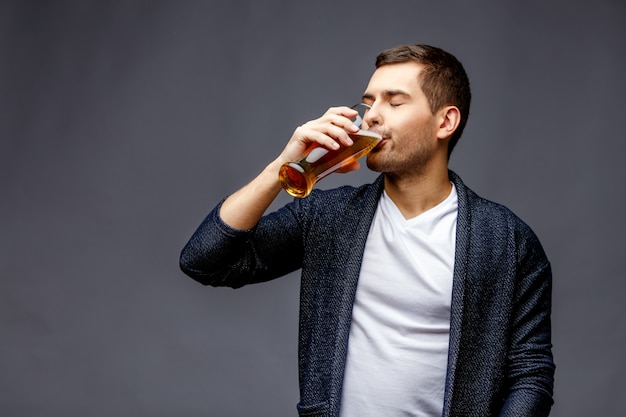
<box><xmin>279</xmin><ymin>129</ymin><xmax>382</xmax><ymax>198</ymax></box>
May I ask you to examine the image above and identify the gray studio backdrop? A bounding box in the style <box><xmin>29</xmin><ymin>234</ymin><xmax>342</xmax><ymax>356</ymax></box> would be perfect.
<box><xmin>1</xmin><ymin>1</ymin><xmax>624</xmax><ymax>416</ymax></box>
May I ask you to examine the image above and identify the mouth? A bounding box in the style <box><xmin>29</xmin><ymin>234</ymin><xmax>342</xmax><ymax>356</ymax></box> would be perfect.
<box><xmin>374</xmin><ymin>137</ymin><xmax>388</xmax><ymax>149</ymax></box>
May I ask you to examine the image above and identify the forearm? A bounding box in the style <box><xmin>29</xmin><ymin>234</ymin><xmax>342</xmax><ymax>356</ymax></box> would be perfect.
<box><xmin>219</xmin><ymin>158</ymin><xmax>285</xmax><ymax>230</ymax></box>
<box><xmin>218</xmin><ymin>105</ymin><xmax>360</xmax><ymax>229</ymax></box>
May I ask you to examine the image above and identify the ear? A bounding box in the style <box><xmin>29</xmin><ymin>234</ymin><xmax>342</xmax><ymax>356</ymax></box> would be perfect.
<box><xmin>436</xmin><ymin>106</ymin><xmax>461</xmax><ymax>140</ymax></box>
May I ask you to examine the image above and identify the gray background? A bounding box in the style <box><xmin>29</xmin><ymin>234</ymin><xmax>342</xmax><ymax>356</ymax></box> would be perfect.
<box><xmin>1</xmin><ymin>0</ymin><xmax>624</xmax><ymax>416</ymax></box>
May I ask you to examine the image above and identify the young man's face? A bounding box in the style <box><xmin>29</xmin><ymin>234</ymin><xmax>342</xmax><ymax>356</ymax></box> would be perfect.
<box><xmin>361</xmin><ymin>62</ymin><xmax>444</xmax><ymax>177</ymax></box>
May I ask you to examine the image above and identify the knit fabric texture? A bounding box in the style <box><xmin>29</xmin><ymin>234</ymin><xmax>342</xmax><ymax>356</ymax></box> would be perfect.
<box><xmin>180</xmin><ymin>171</ymin><xmax>555</xmax><ymax>417</ymax></box>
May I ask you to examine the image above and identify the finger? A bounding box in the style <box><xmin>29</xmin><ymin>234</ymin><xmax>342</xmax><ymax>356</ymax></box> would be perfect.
<box><xmin>326</xmin><ymin>111</ymin><xmax>360</xmax><ymax>134</ymax></box>
<box><xmin>327</xmin><ymin>105</ymin><xmax>359</xmax><ymax>119</ymax></box>
<box><xmin>300</xmin><ymin>122</ymin><xmax>354</xmax><ymax>147</ymax></box>
<box><xmin>296</xmin><ymin>128</ymin><xmax>342</xmax><ymax>151</ymax></box>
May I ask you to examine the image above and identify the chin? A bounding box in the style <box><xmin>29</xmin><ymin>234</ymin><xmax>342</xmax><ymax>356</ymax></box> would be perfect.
<box><xmin>365</xmin><ymin>154</ymin><xmax>384</xmax><ymax>173</ymax></box>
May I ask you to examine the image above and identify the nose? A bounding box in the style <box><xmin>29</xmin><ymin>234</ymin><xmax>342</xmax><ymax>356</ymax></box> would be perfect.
<box><xmin>363</xmin><ymin>103</ymin><xmax>381</xmax><ymax>128</ymax></box>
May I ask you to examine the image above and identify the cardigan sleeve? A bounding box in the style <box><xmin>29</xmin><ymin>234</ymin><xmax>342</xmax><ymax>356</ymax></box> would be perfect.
<box><xmin>500</xmin><ymin>227</ymin><xmax>555</xmax><ymax>416</ymax></box>
<box><xmin>179</xmin><ymin>199</ymin><xmax>306</xmax><ymax>288</ymax></box>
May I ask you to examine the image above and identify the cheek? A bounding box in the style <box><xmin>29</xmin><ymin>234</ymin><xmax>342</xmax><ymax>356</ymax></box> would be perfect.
<box><xmin>396</xmin><ymin>122</ymin><xmax>426</xmax><ymax>143</ymax></box>
<box><xmin>396</xmin><ymin>112</ymin><xmax>428</xmax><ymax>131</ymax></box>
<box><xmin>404</xmin><ymin>117</ymin><xmax>438</xmax><ymax>140</ymax></box>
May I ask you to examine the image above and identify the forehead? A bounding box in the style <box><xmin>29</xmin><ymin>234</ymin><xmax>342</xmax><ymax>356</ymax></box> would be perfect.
<box><xmin>364</xmin><ymin>62</ymin><xmax>424</xmax><ymax>96</ymax></box>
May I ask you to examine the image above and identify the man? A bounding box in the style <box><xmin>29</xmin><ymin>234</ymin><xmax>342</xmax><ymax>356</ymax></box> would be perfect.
<box><xmin>180</xmin><ymin>44</ymin><xmax>555</xmax><ymax>416</ymax></box>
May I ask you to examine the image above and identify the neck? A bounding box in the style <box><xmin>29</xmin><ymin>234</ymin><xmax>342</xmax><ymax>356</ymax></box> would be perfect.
<box><xmin>383</xmin><ymin>165</ymin><xmax>451</xmax><ymax>219</ymax></box>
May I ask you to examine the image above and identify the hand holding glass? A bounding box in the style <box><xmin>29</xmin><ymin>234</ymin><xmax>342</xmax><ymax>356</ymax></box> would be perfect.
<box><xmin>279</xmin><ymin>104</ymin><xmax>382</xmax><ymax>198</ymax></box>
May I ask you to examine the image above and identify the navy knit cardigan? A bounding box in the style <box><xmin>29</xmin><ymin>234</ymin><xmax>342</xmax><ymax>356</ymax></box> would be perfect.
<box><xmin>180</xmin><ymin>171</ymin><xmax>555</xmax><ymax>416</ymax></box>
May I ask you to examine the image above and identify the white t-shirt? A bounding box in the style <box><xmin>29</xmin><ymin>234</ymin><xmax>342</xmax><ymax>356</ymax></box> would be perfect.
<box><xmin>339</xmin><ymin>184</ymin><xmax>458</xmax><ymax>417</ymax></box>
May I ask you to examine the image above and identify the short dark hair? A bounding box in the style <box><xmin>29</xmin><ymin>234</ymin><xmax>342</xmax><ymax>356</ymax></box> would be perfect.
<box><xmin>375</xmin><ymin>44</ymin><xmax>471</xmax><ymax>157</ymax></box>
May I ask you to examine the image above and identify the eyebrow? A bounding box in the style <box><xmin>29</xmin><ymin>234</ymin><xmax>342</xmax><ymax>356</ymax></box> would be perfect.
<box><xmin>362</xmin><ymin>89</ymin><xmax>411</xmax><ymax>102</ymax></box>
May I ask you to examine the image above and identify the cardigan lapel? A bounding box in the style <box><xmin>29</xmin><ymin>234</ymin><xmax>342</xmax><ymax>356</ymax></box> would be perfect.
<box><xmin>442</xmin><ymin>170</ymin><xmax>471</xmax><ymax>417</ymax></box>
<box><xmin>327</xmin><ymin>176</ymin><xmax>385</xmax><ymax>414</ymax></box>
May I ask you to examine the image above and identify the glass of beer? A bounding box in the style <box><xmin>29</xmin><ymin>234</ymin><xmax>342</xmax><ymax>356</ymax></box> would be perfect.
<box><xmin>279</xmin><ymin>103</ymin><xmax>382</xmax><ymax>198</ymax></box>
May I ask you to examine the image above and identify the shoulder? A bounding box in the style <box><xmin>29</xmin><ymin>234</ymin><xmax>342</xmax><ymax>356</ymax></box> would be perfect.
<box><xmin>451</xmin><ymin>171</ymin><xmax>547</xmax><ymax>260</ymax></box>
<box><xmin>451</xmin><ymin>171</ymin><xmax>532</xmax><ymax>230</ymax></box>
